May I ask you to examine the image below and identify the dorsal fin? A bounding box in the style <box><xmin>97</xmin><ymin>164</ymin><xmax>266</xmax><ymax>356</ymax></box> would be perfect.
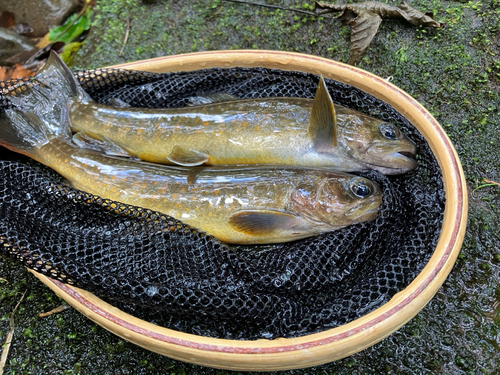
<box><xmin>308</xmin><ymin>76</ymin><xmax>337</xmax><ymax>151</ymax></box>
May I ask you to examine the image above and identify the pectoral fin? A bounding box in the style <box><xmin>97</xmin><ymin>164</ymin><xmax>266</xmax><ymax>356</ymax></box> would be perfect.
<box><xmin>308</xmin><ymin>76</ymin><xmax>337</xmax><ymax>151</ymax></box>
<box><xmin>228</xmin><ymin>210</ymin><xmax>304</xmax><ymax>236</ymax></box>
<box><xmin>72</xmin><ymin>131</ymin><xmax>134</xmax><ymax>157</ymax></box>
<box><xmin>167</xmin><ymin>146</ymin><xmax>208</xmax><ymax>166</ymax></box>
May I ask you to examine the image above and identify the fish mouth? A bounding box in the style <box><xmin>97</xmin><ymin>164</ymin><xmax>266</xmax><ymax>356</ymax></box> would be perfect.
<box><xmin>362</xmin><ymin>137</ymin><xmax>418</xmax><ymax>175</ymax></box>
<box><xmin>365</xmin><ymin>151</ymin><xmax>418</xmax><ymax>175</ymax></box>
<box><xmin>345</xmin><ymin>197</ymin><xmax>381</xmax><ymax>221</ymax></box>
<box><xmin>398</xmin><ymin>151</ymin><xmax>416</xmax><ymax>159</ymax></box>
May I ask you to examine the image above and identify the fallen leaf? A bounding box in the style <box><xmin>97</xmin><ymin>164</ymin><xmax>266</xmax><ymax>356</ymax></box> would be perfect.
<box><xmin>0</xmin><ymin>63</ymin><xmax>36</xmax><ymax>80</ymax></box>
<box><xmin>60</xmin><ymin>42</ymin><xmax>83</xmax><ymax>64</ymax></box>
<box><xmin>0</xmin><ymin>10</ymin><xmax>15</xmax><ymax>29</ymax></box>
<box><xmin>315</xmin><ymin>1</ymin><xmax>443</xmax><ymax>65</ymax></box>
<box><xmin>36</xmin><ymin>33</ymin><xmax>51</xmax><ymax>49</ymax></box>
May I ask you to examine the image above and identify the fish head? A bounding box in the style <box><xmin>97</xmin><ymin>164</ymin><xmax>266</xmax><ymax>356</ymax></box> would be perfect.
<box><xmin>338</xmin><ymin>113</ymin><xmax>418</xmax><ymax>175</ymax></box>
<box><xmin>290</xmin><ymin>173</ymin><xmax>382</xmax><ymax>229</ymax></box>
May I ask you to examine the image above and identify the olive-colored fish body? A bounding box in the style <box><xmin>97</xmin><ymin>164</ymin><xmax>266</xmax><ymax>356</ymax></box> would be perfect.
<box><xmin>38</xmin><ymin>51</ymin><xmax>417</xmax><ymax>175</ymax></box>
<box><xmin>0</xmin><ymin>129</ymin><xmax>382</xmax><ymax>244</ymax></box>
<box><xmin>70</xmin><ymin>98</ymin><xmax>364</xmax><ymax>169</ymax></box>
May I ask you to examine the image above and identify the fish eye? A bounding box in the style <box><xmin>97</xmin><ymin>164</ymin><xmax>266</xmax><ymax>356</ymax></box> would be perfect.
<box><xmin>349</xmin><ymin>178</ymin><xmax>372</xmax><ymax>198</ymax></box>
<box><xmin>379</xmin><ymin>123</ymin><xmax>399</xmax><ymax>140</ymax></box>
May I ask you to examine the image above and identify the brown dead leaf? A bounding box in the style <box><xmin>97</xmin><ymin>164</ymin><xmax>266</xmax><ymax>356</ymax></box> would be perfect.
<box><xmin>0</xmin><ymin>63</ymin><xmax>36</xmax><ymax>80</ymax></box>
<box><xmin>36</xmin><ymin>33</ymin><xmax>51</xmax><ymax>49</ymax></box>
<box><xmin>0</xmin><ymin>11</ymin><xmax>15</xmax><ymax>29</ymax></box>
<box><xmin>315</xmin><ymin>1</ymin><xmax>443</xmax><ymax>65</ymax></box>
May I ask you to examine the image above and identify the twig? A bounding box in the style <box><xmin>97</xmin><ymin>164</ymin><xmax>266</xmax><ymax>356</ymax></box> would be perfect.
<box><xmin>119</xmin><ymin>18</ymin><xmax>130</xmax><ymax>57</ymax></box>
<box><xmin>472</xmin><ymin>178</ymin><xmax>500</xmax><ymax>196</ymax></box>
<box><xmin>39</xmin><ymin>304</ymin><xmax>72</xmax><ymax>318</ymax></box>
<box><xmin>51</xmin><ymin>0</ymin><xmax>91</xmax><ymax>43</ymax></box>
<box><xmin>484</xmin><ymin>179</ymin><xmax>500</xmax><ymax>187</ymax></box>
<box><xmin>0</xmin><ymin>278</ymin><xmax>6</xmax><ymax>283</ymax></box>
<box><xmin>222</xmin><ymin>0</ymin><xmax>324</xmax><ymax>17</ymax></box>
<box><xmin>0</xmin><ymin>290</ymin><xmax>27</xmax><ymax>375</ymax></box>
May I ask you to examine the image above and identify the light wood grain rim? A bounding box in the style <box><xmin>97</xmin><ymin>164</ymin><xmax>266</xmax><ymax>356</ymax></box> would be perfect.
<box><xmin>30</xmin><ymin>50</ymin><xmax>467</xmax><ymax>371</ymax></box>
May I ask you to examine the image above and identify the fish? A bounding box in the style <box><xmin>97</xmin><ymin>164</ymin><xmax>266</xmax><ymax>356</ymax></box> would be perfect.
<box><xmin>27</xmin><ymin>51</ymin><xmax>417</xmax><ymax>175</ymax></box>
<box><xmin>0</xmin><ymin>101</ymin><xmax>382</xmax><ymax>245</ymax></box>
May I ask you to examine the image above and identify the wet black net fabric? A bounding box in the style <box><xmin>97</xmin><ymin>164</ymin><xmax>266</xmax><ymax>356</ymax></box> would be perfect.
<box><xmin>0</xmin><ymin>67</ymin><xmax>444</xmax><ymax>339</ymax></box>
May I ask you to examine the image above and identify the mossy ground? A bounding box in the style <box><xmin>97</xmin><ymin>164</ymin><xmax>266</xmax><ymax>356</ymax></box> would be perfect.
<box><xmin>1</xmin><ymin>0</ymin><xmax>500</xmax><ymax>373</ymax></box>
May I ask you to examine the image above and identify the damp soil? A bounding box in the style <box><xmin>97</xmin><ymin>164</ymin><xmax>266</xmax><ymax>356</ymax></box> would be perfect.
<box><xmin>1</xmin><ymin>0</ymin><xmax>499</xmax><ymax>373</ymax></box>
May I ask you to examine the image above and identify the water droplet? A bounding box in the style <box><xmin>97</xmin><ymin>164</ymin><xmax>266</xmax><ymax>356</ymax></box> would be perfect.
<box><xmin>146</xmin><ymin>285</ymin><xmax>159</xmax><ymax>297</ymax></box>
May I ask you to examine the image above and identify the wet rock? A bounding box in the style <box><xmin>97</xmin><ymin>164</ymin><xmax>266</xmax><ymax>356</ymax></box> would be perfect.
<box><xmin>0</xmin><ymin>0</ymin><xmax>81</xmax><ymax>38</ymax></box>
<box><xmin>0</xmin><ymin>27</ymin><xmax>35</xmax><ymax>64</ymax></box>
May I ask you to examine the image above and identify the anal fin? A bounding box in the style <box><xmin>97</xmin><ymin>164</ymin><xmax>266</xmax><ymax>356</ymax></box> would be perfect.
<box><xmin>167</xmin><ymin>146</ymin><xmax>208</xmax><ymax>166</ymax></box>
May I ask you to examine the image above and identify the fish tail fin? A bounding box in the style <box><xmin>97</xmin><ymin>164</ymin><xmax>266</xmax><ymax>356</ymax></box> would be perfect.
<box><xmin>0</xmin><ymin>51</ymin><xmax>85</xmax><ymax>156</ymax></box>
<box><xmin>37</xmin><ymin>50</ymin><xmax>89</xmax><ymax>102</ymax></box>
<box><xmin>0</xmin><ymin>108</ymin><xmax>53</xmax><ymax>158</ymax></box>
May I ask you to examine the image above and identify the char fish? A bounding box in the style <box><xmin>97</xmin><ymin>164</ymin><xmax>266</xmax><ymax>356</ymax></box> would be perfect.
<box><xmin>29</xmin><ymin>51</ymin><xmax>416</xmax><ymax>175</ymax></box>
<box><xmin>0</xmin><ymin>100</ymin><xmax>382</xmax><ymax>245</ymax></box>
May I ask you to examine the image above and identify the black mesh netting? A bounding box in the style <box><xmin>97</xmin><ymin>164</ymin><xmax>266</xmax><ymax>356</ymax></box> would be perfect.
<box><xmin>0</xmin><ymin>67</ymin><xmax>444</xmax><ymax>340</ymax></box>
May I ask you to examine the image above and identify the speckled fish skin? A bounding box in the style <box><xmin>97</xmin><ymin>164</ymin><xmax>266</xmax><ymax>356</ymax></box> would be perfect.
<box><xmin>39</xmin><ymin>51</ymin><xmax>417</xmax><ymax>175</ymax></box>
<box><xmin>71</xmin><ymin>97</ymin><xmax>417</xmax><ymax>175</ymax></box>
<box><xmin>70</xmin><ymin>98</ymin><xmax>349</xmax><ymax>165</ymax></box>
<box><xmin>24</xmin><ymin>139</ymin><xmax>381</xmax><ymax>244</ymax></box>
